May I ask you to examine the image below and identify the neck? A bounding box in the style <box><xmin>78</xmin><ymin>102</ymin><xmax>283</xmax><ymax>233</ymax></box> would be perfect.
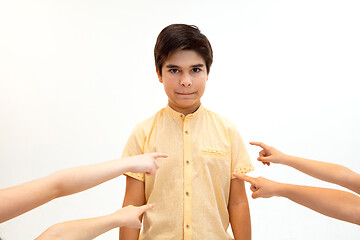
<box><xmin>168</xmin><ymin>102</ymin><xmax>201</xmax><ymax>116</ymax></box>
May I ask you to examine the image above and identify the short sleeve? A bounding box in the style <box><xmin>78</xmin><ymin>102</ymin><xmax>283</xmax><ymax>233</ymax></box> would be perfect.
<box><xmin>122</xmin><ymin>125</ymin><xmax>146</xmax><ymax>182</ymax></box>
<box><xmin>230</xmin><ymin>128</ymin><xmax>255</xmax><ymax>179</ymax></box>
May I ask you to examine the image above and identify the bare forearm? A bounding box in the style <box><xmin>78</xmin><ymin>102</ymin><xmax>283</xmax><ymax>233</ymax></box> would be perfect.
<box><xmin>119</xmin><ymin>177</ymin><xmax>145</xmax><ymax>240</ymax></box>
<box><xmin>36</xmin><ymin>214</ymin><xmax>118</xmax><ymax>240</ymax></box>
<box><xmin>0</xmin><ymin>177</ymin><xmax>58</xmax><ymax>223</ymax></box>
<box><xmin>53</xmin><ymin>158</ymin><xmax>131</xmax><ymax>197</ymax></box>
<box><xmin>119</xmin><ymin>198</ymin><xmax>142</xmax><ymax>240</ymax></box>
<box><xmin>228</xmin><ymin>179</ymin><xmax>251</xmax><ymax>240</ymax></box>
<box><xmin>252</xmin><ymin>142</ymin><xmax>360</xmax><ymax>194</ymax></box>
<box><xmin>283</xmin><ymin>155</ymin><xmax>360</xmax><ymax>193</ymax></box>
<box><xmin>277</xmin><ymin>183</ymin><xmax>360</xmax><ymax>225</ymax></box>
<box><xmin>1</xmin><ymin>154</ymin><xmax>160</xmax><ymax>224</ymax></box>
<box><xmin>119</xmin><ymin>226</ymin><xmax>141</xmax><ymax>240</ymax></box>
<box><xmin>0</xmin><ymin>158</ymin><xmax>129</xmax><ymax>223</ymax></box>
<box><xmin>53</xmin><ymin>153</ymin><xmax>163</xmax><ymax>198</ymax></box>
<box><xmin>229</xmin><ymin>202</ymin><xmax>251</xmax><ymax>240</ymax></box>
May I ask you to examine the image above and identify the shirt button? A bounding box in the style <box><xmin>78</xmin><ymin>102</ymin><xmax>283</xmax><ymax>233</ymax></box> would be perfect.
<box><xmin>186</xmin><ymin>191</ymin><xmax>190</xmax><ymax>196</ymax></box>
<box><xmin>186</xmin><ymin>224</ymin><xmax>190</xmax><ymax>229</ymax></box>
<box><xmin>180</xmin><ymin>114</ymin><xmax>184</xmax><ymax>118</ymax></box>
<box><xmin>186</xmin><ymin>160</ymin><xmax>190</xmax><ymax>165</ymax></box>
<box><xmin>185</xmin><ymin>130</ymin><xmax>189</xmax><ymax>135</ymax></box>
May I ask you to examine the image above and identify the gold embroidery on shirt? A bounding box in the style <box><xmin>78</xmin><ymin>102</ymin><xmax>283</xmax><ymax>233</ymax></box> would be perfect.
<box><xmin>233</xmin><ymin>164</ymin><xmax>255</xmax><ymax>174</ymax></box>
<box><xmin>201</xmin><ymin>147</ymin><xmax>227</xmax><ymax>158</ymax></box>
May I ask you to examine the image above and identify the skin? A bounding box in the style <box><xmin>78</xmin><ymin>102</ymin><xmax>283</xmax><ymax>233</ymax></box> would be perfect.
<box><xmin>0</xmin><ymin>152</ymin><xmax>167</xmax><ymax>239</ymax></box>
<box><xmin>157</xmin><ymin>49</ymin><xmax>208</xmax><ymax>116</ymax></box>
<box><xmin>250</xmin><ymin>142</ymin><xmax>360</xmax><ymax>194</ymax></box>
<box><xmin>0</xmin><ymin>153</ymin><xmax>166</xmax><ymax>223</ymax></box>
<box><xmin>119</xmin><ymin>177</ymin><xmax>146</xmax><ymax>240</ymax></box>
<box><xmin>228</xmin><ymin>179</ymin><xmax>252</xmax><ymax>240</ymax></box>
<box><xmin>234</xmin><ymin>142</ymin><xmax>360</xmax><ymax>225</ymax></box>
<box><xmin>36</xmin><ymin>204</ymin><xmax>154</xmax><ymax>240</ymax></box>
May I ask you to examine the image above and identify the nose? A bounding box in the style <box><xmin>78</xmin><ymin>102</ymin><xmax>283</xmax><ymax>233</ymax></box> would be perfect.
<box><xmin>180</xmin><ymin>74</ymin><xmax>192</xmax><ymax>87</ymax></box>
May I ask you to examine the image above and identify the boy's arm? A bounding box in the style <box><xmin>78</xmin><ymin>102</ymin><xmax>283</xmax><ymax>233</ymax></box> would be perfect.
<box><xmin>35</xmin><ymin>204</ymin><xmax>153</xmax><ymax>240</ymax></box>
<box><xmin>250</xmin><ymin>142</ymin><xmax>360</xmax><ymax>194</ymax></box>
<box><xmin>228</xmin><ymin>178</ymin><xmax>251</xmax><ymax>240</ymax></box>
<box><xmin>119</xmin><ymin>176</ymin><xmax>146</xmax><ymax>240</ymax></box>
<box><xmin>235</xmin><ymin>173</ymin><xmax>360</xmax><ymax>225</ymax></box>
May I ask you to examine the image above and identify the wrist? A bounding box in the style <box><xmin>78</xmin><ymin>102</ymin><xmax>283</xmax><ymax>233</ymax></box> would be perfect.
<box><xmin>275</xmin><ymin>182</ymin><xmax>292</xmax><ymax>198</ymax></box>
<box><xmin>108</xmin><ymin>212</ymin><xmax>125</xmax><ymax>228</ymax></box>
<box><xmin>280</xmin><ymin>154</ymin><xmax>293</xmax><ymax>166</ymax></box>
<box><xmin>119</xmin><ymin>157</ymin><xmax>135</xmax><ymax>173</ymax></box>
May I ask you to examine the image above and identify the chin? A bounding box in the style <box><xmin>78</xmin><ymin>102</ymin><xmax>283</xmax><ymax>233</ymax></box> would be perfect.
<box><xmin>176</xmin><ymin>99</ymin><xmax>196</xmax><ymax>105</ymax></box>
<box><xmin>179</xmin><ymin>101</ymin><xmax>200</xmax><ymax>109</ymax></box>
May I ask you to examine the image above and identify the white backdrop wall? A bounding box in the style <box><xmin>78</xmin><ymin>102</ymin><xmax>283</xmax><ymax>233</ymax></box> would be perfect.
<box><xmin>0</xmin><ymin>0</ymin><xmax>359</xmax><ymax>239</ymax></box>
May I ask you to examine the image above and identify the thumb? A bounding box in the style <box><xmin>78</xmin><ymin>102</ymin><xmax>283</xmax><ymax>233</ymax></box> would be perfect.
<box><xmin>257</xmin><ymin>156</ymin><xmax>271</xmax><ymax>162</ymax></box>
<box><xmin>252</xmin><ymin>190</ymin><xmax>261</xmax><ymax>199</ymax></box>
<box><xmin>134</xmin><ymin>221</ymin><xmax>142</xmax><ymax>229</ymax></box>
<box><xmin>138</xmin><ymin>203</ymin><xmax>155</xmax><ymax>214</ymax></box>
<box><xmin>154</xmin><ymin>159</ymin><xmax>160</xmax><ymax>169</ymax></box>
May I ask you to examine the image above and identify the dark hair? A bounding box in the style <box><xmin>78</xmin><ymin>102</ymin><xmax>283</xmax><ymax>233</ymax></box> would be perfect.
<box><xmin>154</xmin><ymin>24</ymin><xmax>213</xmax><ymax>76</ymax></box>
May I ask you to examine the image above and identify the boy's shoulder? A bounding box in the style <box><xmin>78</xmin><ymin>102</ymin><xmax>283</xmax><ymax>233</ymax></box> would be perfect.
<box><xmin>133</xmin><ymin>108</ymin><xmax>166</xmax><ymax>131</ymax></box>
<box><xmin>203</xmin><ymin>107</ymin><xmax>238</xmax><ymax>131</ymax></box>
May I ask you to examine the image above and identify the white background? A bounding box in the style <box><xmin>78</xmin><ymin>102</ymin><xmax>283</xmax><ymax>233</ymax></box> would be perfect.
<box><xmin>1</xmin><ymin>0</ymin><xmax>359</xmax><ymax>239</ymax></box>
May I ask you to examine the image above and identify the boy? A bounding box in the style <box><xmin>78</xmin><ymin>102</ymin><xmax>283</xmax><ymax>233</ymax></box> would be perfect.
<box><xmin>120</xmin><ymin>24</ymin><xmax>254</xmax><ymax>240</ymax></box>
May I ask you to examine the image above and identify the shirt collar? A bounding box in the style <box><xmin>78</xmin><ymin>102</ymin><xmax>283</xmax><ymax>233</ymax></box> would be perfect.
<box><xmin>165</xmin><ymin>104</ymin><xmax>205</xmax><ymax>120</ymax></box>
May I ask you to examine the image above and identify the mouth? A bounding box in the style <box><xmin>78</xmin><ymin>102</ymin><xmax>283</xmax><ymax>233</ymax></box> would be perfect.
<box><xmin>176</xmin><ymin>92</ymin><xmax>196</xmax><ymax>96</ymax></box>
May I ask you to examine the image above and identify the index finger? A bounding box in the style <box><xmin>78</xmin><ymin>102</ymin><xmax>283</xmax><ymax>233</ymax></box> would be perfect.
<box><xmin>151</xmin><ymin>153</ymin><xmax>168</xmax><ymax>159</ymax></box>
<box><xmin>250</xmin><ymin>142</ymin><xmax>270</xmax><ymax>150</ymax></box>
<box><xmin>233</xmin><ymin>173</ymin><xmax>256</xmax><ymax>185</ymax></box>
<box><xmin>138</xmin><ymin>203</ymin><xmax>155</xmax><ymax>214</ymax></box>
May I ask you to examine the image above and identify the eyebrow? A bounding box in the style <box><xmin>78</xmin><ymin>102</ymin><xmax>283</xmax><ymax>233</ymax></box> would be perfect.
<box><xmin>165</xmin><ymin>64</ymin><xmax>180</xmax><ymax>68</ymax></box>
<box><xmin>191</xmin><ymin>64</ymin><xmax>204</xmax><ymax>68</ymax></box>
<box><xmin>165</xmin><ymin>63</ymin><xmax>205</xmax><ymax>68</ymax></box>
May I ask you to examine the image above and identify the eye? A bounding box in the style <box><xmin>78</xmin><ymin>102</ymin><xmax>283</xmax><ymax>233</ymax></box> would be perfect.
<box><xmin>192</xmin><ymin>68</ymin><xmax>201</xmax><ymax>73</ymax></box>
<box><xmin>169</xmin><ymin>69</ymin><xmax>180</xmax><ymax>73</ymax></box>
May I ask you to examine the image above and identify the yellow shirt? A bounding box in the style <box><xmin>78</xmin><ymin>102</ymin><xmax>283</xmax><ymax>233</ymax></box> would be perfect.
<box><xmin>123</xmin><ymin>105</ymin><xmax>254</xmax><ymax>240</ymax></box>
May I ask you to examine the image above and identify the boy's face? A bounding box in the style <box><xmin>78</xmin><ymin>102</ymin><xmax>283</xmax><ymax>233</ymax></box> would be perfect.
<box><xmin>157</xmin><ymin>50</ymin><xmax>208</xmax><ymax>115</ymax></box>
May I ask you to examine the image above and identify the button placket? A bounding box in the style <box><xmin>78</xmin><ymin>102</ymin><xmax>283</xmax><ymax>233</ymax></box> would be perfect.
<box><xmin>183</xmin><ymin>117</ymin><xmax>192</xmax><ymax>240</ymax></box>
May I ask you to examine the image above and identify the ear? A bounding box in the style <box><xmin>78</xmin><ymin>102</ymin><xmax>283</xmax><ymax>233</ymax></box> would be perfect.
<box><xmin>156</xmin><ymin>69</ymin><xmax>163</xmax><ymax>83</ymax></box>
